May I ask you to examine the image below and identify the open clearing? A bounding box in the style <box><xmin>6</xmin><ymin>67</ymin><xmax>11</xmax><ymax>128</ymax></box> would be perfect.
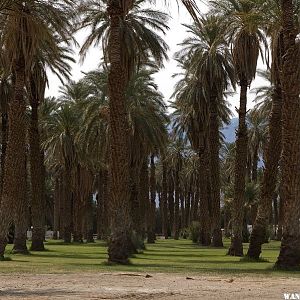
<box><xmin>0</xmin><ymin>272</ymin><xmax>299</xmax><ymax>299</ymax></box>
<box><xmin>0</xmin><ymin>239</ymin><xmax>299</xmax><ymax>299</ymax></box>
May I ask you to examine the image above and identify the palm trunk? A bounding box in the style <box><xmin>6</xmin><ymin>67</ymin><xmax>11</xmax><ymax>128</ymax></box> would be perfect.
<box><xmin>63</xmin><ymin>166</ymin><xmax>72</xmax><ymax>243</ymax></box>
<box><xmin>147</xmin><ymin>155</ymin><xmax>156</xmax><ymax>243</ymax></box>
<box><xmin>58</xmin><ymin>172</ymin><xmax>65</xmax><ymax>238</ymax></box>
<box><xmin>251</xmin><ymin>144</ymin><xmax>259</xmax><ymax>182</ymax></box>
<box><xmin>161</xmin><ymin>159</ymin><xmax>168</xmax><ymax>239</ymax></box>
<box><xmin>209</xmin><ymin>95</ymin><xmax>223</xmax><ymax>247</ymax></box>
<box><xmin>53</xmin><ymin>177</ymin><xmax>60</xmax><ymax>240</ymax></box>
<box><xmin>277</xmin><ymin>196</ymin><xmax>283</xmax><ymax>240</ymax></box>
<box><xmin>85</xmin><ymin>194</ymin><xmax>94</xmax><ymax>243</ymax></box>
<box><xmin>224</xmin><ymin>206</ymin><xmax>231</xmax><ymax>238</ymax></box>
<box><xmin>96</xmin><ymin>171</ymin><xmax>103</xmax><ymax>240</ymax></box>
<box><xmin>198</xmin><ymin>132</ymin><xmax>211</xmax><ymax>246</ymax></box>
<box><xmin>273</xmin><ymin>194</ymin><xmax>279</xmax><ymax>238</ymax></box>
<box><xmin>73</xmin><ymin>166</ymin><xmax>84</xmax><ymax>243</ymax></box>
<box><xmin>102</xmin><ymin>169</ymin><xmax>109</xmax><ymax>237</ymax></box>
<box><xmin>129</xmin><ymin>161</ymin><xmax>141</xmax><ymax>240</ymax></box>
<box><xmin>29</xmin><ymin>85</ymin><xmax>45</xmax><ymax>251</ymax></box>
<box><xmin>140</xmin><ymin>159</ymin><xmax>148</xmax><ymax>240</ymax></box>
<box><xmin>167</xmin><ymin>176</ymin><xmax>174</xmax><ymax>236</ymax></box>
<box><xmin>247</xmin><ymin>77</ymin><xmax>282</xmax><ymax>259</ymax></box>
<box><xmin>107</xmin><ymin>0</ymin><xmax>132</xmax><ymax>264</ymax></box>
<box><xmin>192</xmin><ymin>186</ymin><xmax>199</xmax><ymax>222</ymax></box>
<box><xmin>0</xmin><ymin>98</ymin><xmax>8</xmax><ymax>198</ymax></box>
<box><xmin>185</xmin><ymin>191</ymin><xmax>191</xmax><ymax>227</ymax></box>
<box><xmin>0</xmin><ymin>58</ymin><xmax>28</xmax><ymax>258</ymax></box>
<box><xmin>173</xmin><ymin>170</ymin><xmax>180</xmax><ymax>240</ymax></box>
<box><xmin>276</xmin><ymin>0</ymin><xmax>300</xmax><ymax>269</ymax></box>
<box><xmin>228</xmin><ymin>80</ymin><xmax>248</xmax><ymax>256</ymax></box>
<box><xmin>180</xmin><ymin>192</ymin><xmax>185</xmax><ymax>228</ymax></box>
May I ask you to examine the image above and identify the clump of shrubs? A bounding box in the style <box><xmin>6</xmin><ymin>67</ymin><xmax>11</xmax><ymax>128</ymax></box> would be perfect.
<box><xmin>189</xmin><ymin>221</ymin><xmax>201</xmax><ymax>243</ymax></box>
<box><xmin>180</xmin><ymin>228</ymin><xmax>189</xmax><ymax>239</ymax></box>
<box><xmin>130</xmin><ymin>230</ymin><xmax>145</xmax><ymax>252</ymax></box>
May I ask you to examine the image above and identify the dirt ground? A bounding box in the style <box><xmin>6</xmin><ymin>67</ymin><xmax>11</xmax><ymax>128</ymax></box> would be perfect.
<box><xmin>0</xmin><ymin>272</ymin><xmax>298</xmax><ymax>300</ymax></box>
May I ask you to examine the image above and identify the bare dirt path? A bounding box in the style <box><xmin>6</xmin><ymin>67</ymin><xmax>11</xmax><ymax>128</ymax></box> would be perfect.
<box><xmin>0</xmin><ymin>272</ymin><xmax>298</xmax><ymax>300</ymax></box>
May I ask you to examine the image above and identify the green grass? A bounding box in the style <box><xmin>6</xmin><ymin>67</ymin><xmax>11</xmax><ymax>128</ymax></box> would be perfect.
<box><xmin>1</xmin><ymin>238</ymin><xmax>299</xmax><ymax>277</ymax></box>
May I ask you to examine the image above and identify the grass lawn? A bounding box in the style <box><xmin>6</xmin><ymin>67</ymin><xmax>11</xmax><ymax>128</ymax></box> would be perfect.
<box><xmin>1</xmin><ymin>238</ymin><xmax>300</xmax><ymax>276</ymax></box>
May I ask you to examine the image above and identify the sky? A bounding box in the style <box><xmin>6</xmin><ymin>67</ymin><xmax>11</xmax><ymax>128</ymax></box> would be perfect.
<box><xmin>46</xmin><ymin>1</ymin><xmax>268</xmax><ymax>117</ymax></box>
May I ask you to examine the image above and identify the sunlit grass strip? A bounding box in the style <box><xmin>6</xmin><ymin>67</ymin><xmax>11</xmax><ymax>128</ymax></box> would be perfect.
<box><xmin>0</xmin><ymin>239</ymin><xmax>299</xmax><ymax>277</ymax></box>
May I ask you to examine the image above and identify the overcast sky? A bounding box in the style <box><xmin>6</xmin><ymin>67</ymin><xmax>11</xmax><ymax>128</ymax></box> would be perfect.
<box><xmin>46</xmin><ymin>1</ymin><xmax>267</xmax><ymax>117</ymax></box>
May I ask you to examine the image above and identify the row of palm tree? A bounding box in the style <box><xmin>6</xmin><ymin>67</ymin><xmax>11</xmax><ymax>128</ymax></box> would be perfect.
<box><xmin>0</xmin><ymin>0</ymin><xmax>299</xmax><ymax>270</ymax></box>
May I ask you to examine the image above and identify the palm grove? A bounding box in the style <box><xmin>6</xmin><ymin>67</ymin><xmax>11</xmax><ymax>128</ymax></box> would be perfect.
<box><xmin>0</xmin><ymin>0</ymin><xmax>299</xmax><ymax>270</ymax></box>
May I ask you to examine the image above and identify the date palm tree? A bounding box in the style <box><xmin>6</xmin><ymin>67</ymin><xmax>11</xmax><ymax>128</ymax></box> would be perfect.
<box><xmin>176</xmin><ymin>15</ymin><xmax>235</xmax><ymax>246</ymax></box>
<box><xmin>247</xmin><ymin>0</ymin><xmax>289</xmax><ymax>260</ymax></box>
<box><xmin>0</xmin><ymin>0</ymin><xmax>75</xmax><ymax>258</ymax></box>
<box><xmin>28</xmin><ymin>45</ymin><xmax>74</xmax><ymax>250</ymax></box>
<box><xmin>78</xmin><ymin>65</ymin><xmax>169</xmax><ymax>244</ymax></box>
<box><xmin>78</xmin><ymin>0</ymin><xmax>169</xmax><ymax>263</ymax></box>
<box><xmin>172</xmin><ymin>72</ymin><xmax>211</xmax><ymax>245</ymax></box>
<box><xmin>0</xmin><ymin>72</ymin><xmax>12</xmax><ymax>198</ymax></box>
<box><xmin>275</xmin><ymin>0</ymin><xmax>300</xmax><ymax>269</ymax></box>
<box><xmin>42</xmin><ymin>100</ymin><xmax>79</xmax><ymax>243</ymax></box>
<box><xmin>210</xmin><ymin>0</ymin><xmax>267</xmax><ymax>256</ymax></box>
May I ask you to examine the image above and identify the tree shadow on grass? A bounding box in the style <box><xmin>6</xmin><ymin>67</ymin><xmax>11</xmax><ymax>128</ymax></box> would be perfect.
<box><xmin>0</xmin><ymin>288</ymin><xmax>79</xmax><ymax>298</ymax></box>
<box><xmin>30</xmin><ymin>252</ymin><xmax>107</xmax><ymax>260</ymax></box>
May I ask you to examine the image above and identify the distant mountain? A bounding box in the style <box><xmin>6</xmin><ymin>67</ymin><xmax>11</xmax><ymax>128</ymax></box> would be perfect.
<box><xmin>221</xmin><ymin>117</ymin><xmax>238</xmax><ymax>143</ymax></box>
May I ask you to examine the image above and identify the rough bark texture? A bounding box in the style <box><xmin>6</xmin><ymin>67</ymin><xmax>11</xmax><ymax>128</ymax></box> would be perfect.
<box><xmin>129</xmin><ymin>161</ymin><xmax>142</xmax><ymax>238</ymax></box>
<box><xmin>277</xmin><ymin>197</ymin><xmax>283</xmax><ymax>240</ymax></box>
<box><xmin>167</xmin><ymin>176</ymin><xmax>174</xmax><ymax>236</ymax></box>
<box><xmin>63</xmin><ymin>167</ymin><xmax>72</xmax><ymax>243</ymax></box>
<box><xmin>0</xmin><ymin>58</ymin><xmax>28</xmax><ymax>258</ymax></box>
<box><xmin>29</xmin><ymin>85</ymin><xmax>45</xmax><ymax>251</ymax></box>
<box><xmin>173</xmin><ymin>170</ymin><xmax>180</xmax><ymax>240</ymax></box>
<box><xmin>198</xmin><ymin>132</ymin><xmax>211</xmax><ymax>246</ymax></box>
<box><xmin>273</xmin><ymin>194</ymin><xmax>279</xmax><ymax>238</ymax></box>
<box><xmin>247</xmin><ymin>78</ymin><xmax>282</xmax><ymax>259</ymax></box>
<box><xmin>107</xmin><ymin>0</ymin><xmax>132</xmax><ymax>264</ymax></box>
<box><xmin>147</xmin><ymin>156</ymin><xmax>156</xmax><ymax>243</ymax></box>
<box><xmin>140</xmin><ymin>159</ymin><xmax>148</xmax><ymax>240</ymax></box>
<box><xmin>228</xmin><ymin>81</ymin><xmax>248</xmax><ymax>256</ymax></box>
<box><xmin>209</xmin><ymin>95</ymin><xmax>223</xmax><ymax>247</ymax></box>
<box><xmin>53</xmin><ymin>177</ymin><xmax>60</xmax><ymax>240</ymax></box>
<box><xmin>58</xmin><ymin>172</ymin><xmax>65</xmax><ymax>238</ymax></box>
<box><xmin>85</xmin><ymin>194</ymin><xmax>94</xmax><ymax>243</ymax></box>
<box><xmin>180</xmin><ymin>193</ymin><xmax>185</xmax><ymax>229</ymax></box>
<box><xmin>0</xmin><ymin>99</ymin><xmax>8</xmax><ymax>199</ymax></box>
<box><xmin>96</xmin><ymin>171</ymin><xmax>104</xmax><ymax>240</ymax></box>
<box><xmin>185</xmin><ymin>191</ymin><xmax>191</xmax><ymax>227</ymax></box>
<box><xmin>192</xmin><ymin>188</ymin><xmax>199</xmax><ymax>222</ymax></box>
<box><xmin>161</xmin><ymin>160</ymin><xmax>168</xmax><ymax>239</ymax></box>
<box><xmin>276</xmin><ymin>0</ymin><xmax>300</xmax><ymax>269</ymax></box>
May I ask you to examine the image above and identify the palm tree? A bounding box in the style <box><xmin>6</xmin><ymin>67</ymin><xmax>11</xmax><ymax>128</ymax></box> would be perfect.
<box><xmin>78</xmin><ymin>0</ymin><xmax>169</xmax><ymax>263</ymax></box>
<box><xmin>275</xmin><ymin>0</ymin><xmax>300</xmax><ymax>269</ymax></box>
<box><xmin>164</xmin><ymin>138</ymin><xmax>185</xmax><ymax>239</ymax></box>
<box><xmin>27</xmin><ymin>63</ymin><xmax>48</xmax><ymax>251</ymax></box>
<box><xmin>43</xmin><ymin>101</ymin><xmax>79</xmax><ymax>243</ymax></box>
<box><xmin>176</xmin><ymin>15</ymin><xmax>235</xmax><ymax>246</ymax></box>
<box><xmin>172</xmin><ymin>72</ymin><xmax>211</xmax><ymax>245</ymax></box>
<box><xmin>0</xmin><ymin>74</ymin><xmax>12</xmax><ymax>197</ymax></box>
<box><xmin>28</xmin><ymin>44</ymin><xmax>74</xmax><ymax>250</ymax></box>
<box><xmin>210</xmin><ymin>0</ymin><xmax>267</xmax><ymax>256</ymax></box>
<box><xmin>247</xmin><ymin>1</ymin><xmax>285</xmax><ymax>259</ymax></box>
<box><xmin>79</xmin><ymin>65</ymin><xmax>169</xmax><ymax>244</ymax></box>
<box><xmin>0</xmin><ymin>0</ymin><xmax>74</xmax><ymax>258</ymax></box>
